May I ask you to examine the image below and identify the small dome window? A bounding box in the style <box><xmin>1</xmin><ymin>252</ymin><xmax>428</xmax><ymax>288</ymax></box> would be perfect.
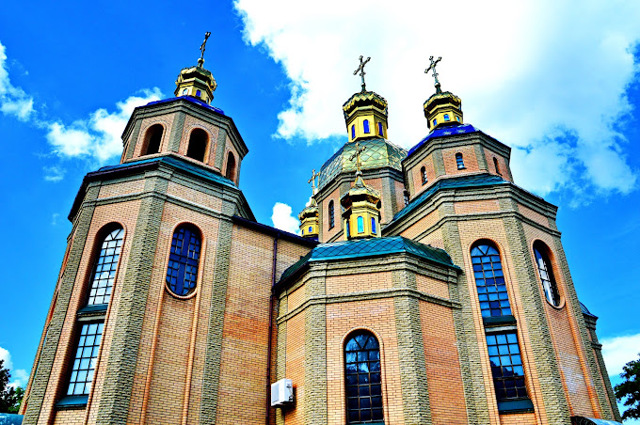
<box><xmin>433</xmin><ymin>119</ymin><xmax>437</xmax><ymax>126</ymax></box>
<box><xmin>328</xmin><ymin>200</ymin><xmax>335</xmax><ymax>229</ymax></box>
<box><xmin>403</xmin><ymin>190</ymin><xmax>410</xmax><ymax>206</ymax></box>
<box><xmin>186</xmin><ymin>129</ymin><xmax>209</xmax><ymax>162</ymax></box>
<box><xmin>493</xmin><ymin>157</ymin><xmax>502</xmax><ymax>175</ymax></box>
<box><xmin>182</xmin><ymin>88</ymin><xmax>188</xmax><ymax>95</ymax></box>
<box><xmin>455</xmin><ymin>116</ymin><xmax>460</xmax><ymax>122</ymax></box>
<box><xmin>308</xmin><ymin>226</ymin><xmax>312</xmax><ymax>233</ymax></box>
<box><xmin>371</xmin><ymin>217</ymin><xmax>376</xmax><ymax>234</ymax></box>
<box><xmin>421</xmin><ymin>166</ymin><xmax>428</xmax><ymax>185</ymax></box>
<box><xmin>363</xmin><ymin>119</ymin><xmax>370</xmax><ymax>134</ymax></box>
<box><xmin>444</xmin><ymin>114</ymin><xmax>451</xmax><ymax>121</ymax></box>
<box><xmin>196</xmin><ymin>90</ymin><xmax>202</xmax><ymax>97</ymax></box>
<box><xmin>351</xmin><ymin>125</ymin><xmax>355</xmax><ymax>139</ymax></box>
<box><xmin>357</xmin><ymin>216</ymin><xmax>364</xmax><ymax>233</ymax></box>
<box><xmin>377</xmin><ymin>122</ymin><xmax>383</xmax><ymax>136</ymax></box>
<box><xmin>456</xmin><ymin>153</ymin><xmax>465</xmax><ymax>170</ymax></box>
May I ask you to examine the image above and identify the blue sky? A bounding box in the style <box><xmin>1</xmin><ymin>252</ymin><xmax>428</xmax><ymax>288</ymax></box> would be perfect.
<box><xmin>1</xmin><ymin>0</ymin><xmax>639</xmax><ymax>419</ymax></box>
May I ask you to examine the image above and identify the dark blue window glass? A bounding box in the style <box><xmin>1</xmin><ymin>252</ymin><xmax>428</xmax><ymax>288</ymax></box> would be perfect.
<box><xmin>88</xmin><ymin>227</ymin><xmax>123</xmax><ymax>305</ymax></box>
<box><xmin>67</xmin><ymin>322</ymin><xmax>103</xmax><ymax>396</ymax></box>
<box><xmin>351</xmin><ymin>125</ymin><xmax>355</xmax><ymax>139</ymax></box>
<box><xmin>329</xmin><ymin>201</ymin><xmax>335</xmax><ymax>229</ymax></box>
<box><xmin>371</xmin><ymin>217</ymin><xmax>376</xmax><ymax>234</ymax></box>
<box><xmin>308</xmin><ymin>226</ymin><xmax>312</xmax><ymax>233</ymax></box>
<box><xmin>456</xmin><ymin>153</ymin><xmax>465</xmax><ymax>169</ymax></box>
<box><xmin>345</xmin><ymin>331</ymin><xmax>384</xmax><ymax>424</ymax></box>
<box><xmin>433</xmin><ymin>119</ymin><xmax>437</xmax><ymax>126</ymax></box>
<box><xmin>196</xmin><ymin>89</ymin><xmax>202</xmax><ymax>97</ymax></box>
<box><xmin>377</xmin><ymin>122</ymin><xmax>383</xmax><ymax>136</ymax></box>
<box><xmin>357</xmin><ymin>216</ymin><xmax>364</xmax><ymax>233</ymax></box>
<box><xmin>166</xmin><ymin>225</ymin><xmax>201</xmax><ymax>296</ymax></box>
<box><xmin>471</xmin><ymin>243</ymin><xmax>510</xmax><ymax>317</ymax></box>
<box><xmin>486</xmin><ymin>332</ymin><xmax>528</xmax><ymax>401</ymax></box>
<box><xmin>363</xmin><ymin>119</ymin><xmax>370</xmax><ymax>134</ymax></box>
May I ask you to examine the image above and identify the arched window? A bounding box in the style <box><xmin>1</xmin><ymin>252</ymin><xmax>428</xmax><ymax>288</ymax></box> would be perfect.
<box><xmin>403</xmin><ymin>190</ymin><xmax>410</xmax><ymax>206</ymax></box>
<box><xmin>363</xmin><ymin>119</ymin><xmax>370</xmax><ymax>134</ymax></box>
<box><xmin>166</xmin><ymin>225</ymin><xmax>201</xmax><ymax>296</ymax></box>
<box><xmin>377</xmin><ymin>122</ymin><xmax>383</xmax><ymax>136</ymax></box>
<box><xmin>533</xmin><ymin>242</ymin><xmax>560</xmax><ymax>306</ymax></box>
<box><xmin>142</xmin><ymin>124</ymin><xmax>163</xmax><ymax>156</ymax></box>
<box><xmin>87</xmin><ymin>227</ymin><xmax>124</xmax><ymax>305</ymax></box>
<box><xmin>493</xmin><ymin>157</ymin><xmax>501</xmax><ymax>175</ymax></box>
<box><xmin>456</xmin><ymin>153</ymin><xmax>465</xmax><ymax>169</ymax></box>
<box><xmin>444</xmin><ymin>114</ymin><xmax>450</xmax><ymax>121</ymax></box>
<box><xmin>345</xmin><ymin>331</ymin><xmax>383</xmax><ymax>424</ymax></box>
<box><xmin>186</xmin><ymin>128</ymin><xmax>208</xmax><ymax>162</ymax></box>
<box><xmin>351</xmin><ymin>125</ymin><xmax>356</xmax><ymax>139</ymax></box>
<box><xmin>371</xmin><ymin>217</ymin><xmax>376</xmax><ymax>234</ymax></box>
<box><xmin>471</xmin><ymin>242</ymin><xmax>511</xmax><ymax>318</ymax></box>
<box><xmin>432</xmin><ymin>119</ymin><xmax>437</xmax><ymax>126</ymax></box>
<box><xmin>225</xmin><ymin>152</ymin><xmax>236</xmax><ymax>182</ymax></box>
<box><xmin>357</xmin><ymin>216</ymin><xmax>364</xmax><ymax>233</ymax></box>
<box><xmin>421</xmin><ymin>166</ymin><xmax>428</xmax><ymax>185</ymax></box>
<box><xmin>328</xmin><ymin>201</ymin><xmax>335</xmax><ymax>229</ymax></box>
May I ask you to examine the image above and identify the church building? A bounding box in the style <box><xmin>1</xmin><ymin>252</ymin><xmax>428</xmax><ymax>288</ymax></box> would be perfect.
<box><xmin>18</xmin><ymin>43</ymin><xmax>622</xmax><ymax>425</ymax></box>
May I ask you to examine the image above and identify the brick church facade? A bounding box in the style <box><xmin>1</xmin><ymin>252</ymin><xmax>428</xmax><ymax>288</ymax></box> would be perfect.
<box><xmin>19</xmin><ymin>52</ymin><xmax>622</xmax><ymax>425</ymax></box>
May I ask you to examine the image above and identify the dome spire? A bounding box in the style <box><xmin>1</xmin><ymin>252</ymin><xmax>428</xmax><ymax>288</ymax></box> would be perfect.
<box><xmin>422</xmin><ymin>56</ymin><xmax>463</xmax><ymax>131</ymax></box>
<box><xmin>340</xmin><ymin>142</ymin><xmax>381</xmax><ymax>240</ymax></box>
<box><xmin>353</xmin><ymin>55</ymin><xmax>371</xmax><ymax>92</ymax></box>
<box><xmin>298</xmin><ymin>169</ymin><xmax>320</xmax><ymax>240</ymax></box>
<box><xmin>175</xmin><ymin>32</ymin><xmax>217</xmax><ymax>105</ymax></box>
<box><xmin>342</xmin><ymin>55</ymin><xmax>389</xmax><ymax>142</ymax></box>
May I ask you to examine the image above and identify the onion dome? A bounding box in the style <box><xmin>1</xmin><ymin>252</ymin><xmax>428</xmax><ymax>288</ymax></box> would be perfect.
<box><xmin>340</xmin><ymin>171</ymin><xmax>382</xmax><ymax>240</ymax></box>
<box><xmin>317</xmin><ymin>138</ymin><xmax>406</xmax><ymax>191</ymax></box>
<box><xmin>175</xmin><ymin>33</ymin><xmax>217</xmax><ymax>105</ymax></box>
<box><xmin>343</xmin><ymin>90</ymin><xmax>389</xmax><ymax>142</ymax></box>
<box><xmin>423</xmin><ymin>90</ymin><xmax>463</xmax><ymax>131</ymax></box>
<box><xmin>299</xmin><ymin>197</ymin><xmax>319</xmax><ymax>240</ymax></box>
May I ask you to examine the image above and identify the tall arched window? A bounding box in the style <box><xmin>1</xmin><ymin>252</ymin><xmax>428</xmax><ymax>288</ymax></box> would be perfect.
<box><xmin>363</xmin><ymin>119</ymin><xmax>370</xmax><ymax>134</ymax></box>
<box><xmin>328</xmin><ymin>200</ymin><xmax>335</xmax><ymax>229</ymax></box>
<box><xmin>166</xmin><ymin>225</ymin><xmax>201</xmax><ymax>296</ymax></box>
<box><xmin>421</xmin><ymin>166</ymin><xmax>428</xmax><ymax>185</ymax></box>
<box><xmin>351</xmin><ymin>125</ymin><xmax>356</xmax><ymax>140</ymax></box>
<box><xmin>533</xmin><ymin>242</ymin><xmax>560</xmax><ymax>306</ymax></box>
<box><xmin>345</xmin><ymin>331</ymin><xmax>383</xmax><ymax>424</ymax></box>
<box><xmin>186</xmin><ymin>128</ymin><xmax>208</xmax><ymax>162</ymax></box>
<box><xmin>357</xmin><ymin>216</ymin><xmax>364</xmax><ymax>233</ymax></box>
<box><xmin>493</xmin><ymin>157</ymin><xmax>501</xmax><ymax>175</ymax></box>
<box><xmin>456</xmin><ymin>153</ymin><xmax>465</xmax><ymax>169</ymax></box>
<box><xmin>471</xmin><ymin>242</ymin><xmax>511</xmax><ymax>317</ymax></box>
<box><xmin>377</xmin><ymin>122</ymin><xmax>383</xmax><ymax>136</ymax></box>
<box><xmin>87</xmin><ymin>227</ymin><xmax>124</xmax><ymax>305</ymax></box>
<box><xmin>142</xmin><ymin>124</ymin><xmax>163</xmax><ymax>156</ymax></box>
<box><xmin>225</xmin><ymin>152</ymin><xmax>236</xmax><ymax>182</ymax></box>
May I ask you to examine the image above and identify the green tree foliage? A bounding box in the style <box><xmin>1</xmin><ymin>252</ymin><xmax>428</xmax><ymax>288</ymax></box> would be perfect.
<box><xmin>0</xmin><ymin>359</ymin><xmax>23</xmax><ymax>413</ymax></box>
<box><xmin>615</xmin><ymin>354</ymin><xmax>640</xmax><ymax>421</ymax></box>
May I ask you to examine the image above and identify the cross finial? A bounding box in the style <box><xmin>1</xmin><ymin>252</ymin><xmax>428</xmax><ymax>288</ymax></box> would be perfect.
<box><xmin>198</xmin><ymin>32</ymin><xmax>212</xmax><ymax>67</ymax></box>
<box><xmin>308</xmin><ymin>169</ymin><xmax>320</xmax><ymax>194</ymax></box>
<box><xmin>348</xmin><ymin>142</ymin><xmax>367</xmax><ymax>174</ymax></box>
<box><xmin>425</xmin><ymin>56</ymin><xmax>443</xmax><ymax>94</ymax></box>
<box><xmin>353</xmin><ymin>55</ymin><xmax>371</xmax><ymax>92</ymax></box>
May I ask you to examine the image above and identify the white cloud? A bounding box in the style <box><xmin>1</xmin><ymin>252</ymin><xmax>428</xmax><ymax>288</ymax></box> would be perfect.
<box><xmin>0</xmin><ymin>346</ymin><xmax>28</xmax><ymax>388</ymax></box>
<box><xmin>234</xmin><ymin>0</ymin><xmax>640</xmax><ymax>199</ymax></box>
<box><xmin>0</xmin><ymin>41</ymin><xmax>34</xmax><ymax>120</ymax></box>
<box><xmin>601</xmin><ymin>333</ymin><xmax>640</xmax><ymax>376</ymax></box>
<box><xmin>271</xmin><ymin>202</ymin><xmax>300</xmax><ymax>234</ymax></box>
<box><xmin>46</xmin><ymin>88</ymin><xmax>163</xmax><ymax>163</ymax></box>
<box><xmin>43</xmin><ymin>166</ymin><xmax>66</xmax><ymax>182</ymax></box>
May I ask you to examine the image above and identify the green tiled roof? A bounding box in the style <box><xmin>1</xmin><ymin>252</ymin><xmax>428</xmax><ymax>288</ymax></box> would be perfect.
<box><xmin>277</xmin><ymin>236</ymin><xmax>459</xmax><ymax>285</ymax></box>
<box><xmin>389</xmin><ymin>174</ymin><xmax>509</xmax><ymax>226</ymax></box>
<box><xmin>317</xmin><ymin>138</ymin><xmax>406</xmax><ymax>190</ymax></box>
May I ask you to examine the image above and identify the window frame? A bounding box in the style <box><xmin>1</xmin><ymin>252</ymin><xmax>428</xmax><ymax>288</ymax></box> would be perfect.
<box><xmin>86</xmin><ymin>226</ymin><xmax>124</xmax><ymax>306</ymax></box>
<box><xmin>532</xmin><ymin>242</ymin><xmax>561</xmax><ymax>307</ymax></box>
<box><xmin>344</xmin><ymin>330</ymin><xmax>385</xmax><ymax>424</ymax></box>
<box><xmin>470</xmin><ymin>241</ymin><xmax>512</xmax><ymax>318</ymax></box>
<box><xmin>329</xmin><ymin>200</ymin><xmax>335</xmax><ymax>229</ymax></box>
<box><xmin>455</xmin><ymin>152</ymin><xmax>466</xmax><ymax>170</ymax></box>
<box><xmin>165</xmin><ymin>224</ymin><xmax>202</xmax><ymax>298</ymax></box>
<box><xmin>65</xmin><ymin>321</ymin><xmax>104</xmax><ymax>397</ymax></box>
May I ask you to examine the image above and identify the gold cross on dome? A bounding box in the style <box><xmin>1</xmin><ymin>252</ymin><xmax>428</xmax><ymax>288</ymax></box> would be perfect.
<box><xmin>425</xmin><ymin>56</ymin><xmax>442</xmax><ymax>93</ymax></box>
<box><xmin>308</xmin><ymin>169</ymin><xmax>320</xmax><ymax>193</ymax></box>
<box><xmin>353</xmin><ymin>55</ymin><xmax>372</xmax><ymax>92</ymax></box>
<box><xmin>198</xmin><ymin>31</ymin><xmax>212</xmax><ymax>66</ymax></box>
<box><xmin>348</xmin><ymin>141</ymin><xmax>367</xmax><ymax>174</ymax></box>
